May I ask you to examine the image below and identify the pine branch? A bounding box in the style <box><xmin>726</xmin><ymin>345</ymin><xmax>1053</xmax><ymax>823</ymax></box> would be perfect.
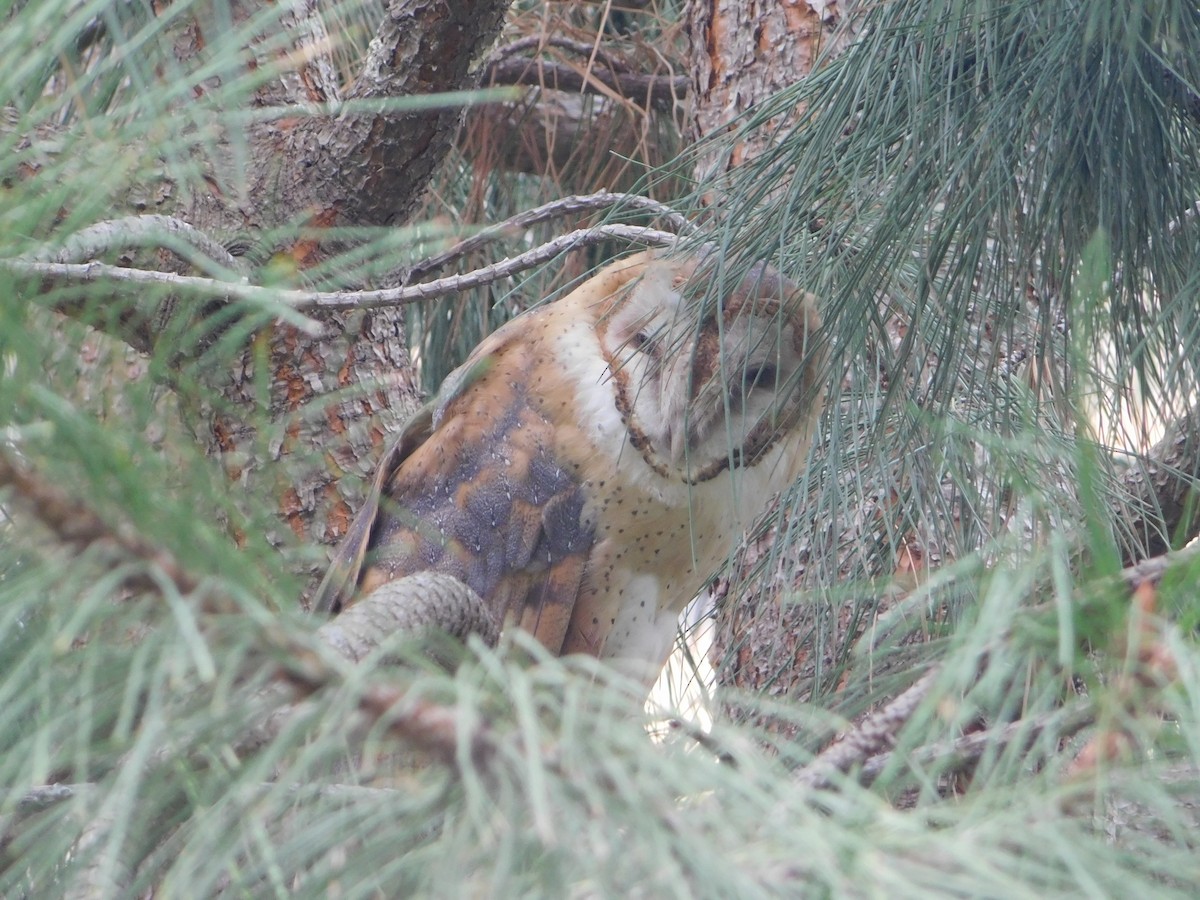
<box><xmin>858</xmin><ymin>703</ymin><xmax>1096</xmax><ymax>788</ymax></box>
<box><xmin>0</xmin><ymin>450</ymin><xmax>203</xmax><ymax>599</ymax></box>
<box><xmin>489</xmin><ymin>35</ymin><xmax>633</xmax><ymax>75</ymax></box>
<box><xmin>795</xmin><ymin>667</ymin><xmax>942</xmax><ymax>790</ymax></box>
<box><xmin>30</xmin><ymin>215</ymin><xmax>242</xmax><ymax>275</ymax></box>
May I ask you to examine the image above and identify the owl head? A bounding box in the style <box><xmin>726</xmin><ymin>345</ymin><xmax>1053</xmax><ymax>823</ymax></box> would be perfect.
<box><xmin>596</xmin><ymin>250</ymin><xmax>823</xmax><ymax>486</ymax></box>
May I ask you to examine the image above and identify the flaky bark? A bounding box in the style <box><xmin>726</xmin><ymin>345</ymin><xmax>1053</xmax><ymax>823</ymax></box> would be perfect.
<box><xmin>63</xmin><ymin>1</ymin><xmax>512</xmax><ymax>569</ymax></box>
<box><xmin>686</xmin><ymin>0</ymin><xmax>853</xmax><ymax>177</ymax></box>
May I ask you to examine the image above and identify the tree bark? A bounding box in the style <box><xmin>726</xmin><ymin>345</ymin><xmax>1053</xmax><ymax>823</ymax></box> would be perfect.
<box><xmin>124</xmin><ymin>1</ymin><xmax>511</xmax><ymax>574</ymax></box>
<box><xmin>686</xmin><ymin>0</ymin><xmax>853</xmax><ymax>178</ymax></box>
<box><xmin>1114</xmin><ymin>404</ymin><xmax>1200</xmax><ymax>564</ymax></box>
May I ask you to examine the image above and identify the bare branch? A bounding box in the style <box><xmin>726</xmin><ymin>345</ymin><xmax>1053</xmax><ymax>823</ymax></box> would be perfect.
<box><xmin>247</xmin><ymin>577</ymin><xmax>499</xmax><ymax>766</ymax></box>
<box><xmin>6</xmin><ymin>224</ymin><xmax>679</xmax><ymax>316</ymax></box>
<box><xmin>0</xmin><ymin>784</ymin><xmax>93</xmax><ymax>866</ymax></box>
<box><xmin>1120</xmin><ymin>543</ymin><xmax>1200</xmax><ymax>589</ymax></box>
<box><xmin>795</xmin><ymin>667</ymin><xmax>942</xmax><ymax>790</ymax></box>
<box><xmin>484</xmin><ymin>56</ymin><xmax>688</xmax><ymax>108</ymax></box>
<box><xmin>857</xmin><ymin>703</ymin><xmax>1097</xmax><ymax>787</ymax></box>
<box><xmin>489</xmin><ymin>36</ymin><xmax>632</xmax><ymax>74</ymax></box>
<box><xmin>403</xmin><ymin>191</ymin><xmax>697</xmax><ymax>282</ymax></box>
<box><xmin>31</xmin><ymin>215</ymin><xmax>242</xmax><ymax>276</ymax></box>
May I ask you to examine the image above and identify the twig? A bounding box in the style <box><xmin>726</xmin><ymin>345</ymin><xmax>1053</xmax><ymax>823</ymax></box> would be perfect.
<box><xmin>857</xmin><ymin>702</ymin><xmax>1096</xmax><ymax>787</ymax></box>
<box><xmin>30</xmin><ymin>215</ymin><xmax>242</xmax><ymax>276</ymax></box>
<box><xmin>251</xmin><ymin>626</ymin><xmax>498</xmax><ymax>770</ymax></box>
<box><xmin>667</xmin><ymin>718</ymin><xmax>737</xmax><ymax>766</ymax></box>
<box><xmin>0</xmin><ymin>784</ymin><xmax>93</xmax><ymax>862</ymax></box>
<box><xmin>2</xmin><ymin>783</ymin><xmax>83</xmax><ymax>813</ymax></box>
<box><xmin>6</xmin><ymin>223</ymin><xmax>679</xmax><ymax>317</ymax></box>
<box><xmin>795</xmin><ymin>667</ymin><xmax>941</xmax><ymax>790</ymax></box>
<box><xmin>484</xmin><ymin>56</ymin><xmax>688</xmax><ymax>107</ymax></box>
<box><xmin>489</xmin><ymin>35</ymin><xmax>631</xmax><ymax>74</ymax></box>
<box><xmin>403</xmin><ymin>191</ymin><xmax>696</xmax><ymax>282</ymax></box>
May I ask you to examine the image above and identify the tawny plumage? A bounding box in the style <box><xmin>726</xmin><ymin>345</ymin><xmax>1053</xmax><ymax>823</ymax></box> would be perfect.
<box><xmin>314</xmin><ymin>249</ymin><xmax>822</xmax><ymax>682</ymax></box>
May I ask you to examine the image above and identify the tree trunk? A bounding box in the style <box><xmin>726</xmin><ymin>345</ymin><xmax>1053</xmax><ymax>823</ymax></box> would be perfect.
<box><xmin>119</xmin><ymin>0</ymin><xmax>511</xmax><ymax>582</ymax></box>
<box><xmin>686</xmin><ymin>0</ymin><xmax>853</xmax><ymax>183</ymax></box>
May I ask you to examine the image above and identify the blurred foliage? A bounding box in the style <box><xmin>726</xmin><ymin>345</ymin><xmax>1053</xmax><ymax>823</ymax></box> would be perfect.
<box><xmin>0</xmin><ymin>0</ymin><xmax>1198</xmax><ymax>897</ymax></box>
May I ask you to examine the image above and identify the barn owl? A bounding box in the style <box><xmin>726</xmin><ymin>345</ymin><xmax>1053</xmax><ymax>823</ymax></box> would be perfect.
<box><xmin>314</xmin><ymin>249</ymin><xmax>823</xmax><ymax>684</ymax></box>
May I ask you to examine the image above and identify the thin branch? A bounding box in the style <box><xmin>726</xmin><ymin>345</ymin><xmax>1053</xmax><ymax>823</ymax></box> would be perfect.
<box><xmin>1119</xmin><ymin>544</ymin><xmax>1200</xmax><ymax>590</ymax></box>
<box><xmin>0</xmin><ymin>448</ymin><xmax>499</xmax><ymax>770</ymax></box>
<box><xmin>402</xmin><ymin>191</ymin><xmax>697</xmax><ymax>282</ymax></box>
<box><xmin>795</xmin><ymin>667</ymin><xmax>942</xmax><ymax>790</ymax></box>
<box><xmin>31</xmin><ymin>215</ymin><xmax>242</xmax><ymax>276</ymax></box>
<box><xmin>247</xmin><ymin>619</ymin><xmax>499</xmax><ymax>770</ymax></box>
<box><xmin>796</xmin><ymin>541</ymin><xmax>1198</xmax><ymax>794</ymax></box>
<box><xmin>234</xmin><ymin>656</ymin><xmax>500</xmax><ymax>772</ymax></box>
<box><xmin>857</xmin><ymin>703</ymin><xmax>1097</xmax><ymax>787</ymax></box>
<box><xmin>0</xmin><ymin>784</ymin><xmax>93</xmax><ymax>865</ymax></box>
<box><xmin>484</xmin><ymin>56</ymin><xmax>688</xmax><ymax>108</ymax></box>
<box><xmin>6</xmin><ymin>224</ymin><xmax>679</xmax><ymax>316</ymax></box>
<box><xmin>489</xmin><ymin>36</ymin><xmax>631</xmax><ymax>74</ymax></box>
<box><xmin>361</xmin><ymin>684</ymin><xmax>498</xmax><ymax>769</ymax></box>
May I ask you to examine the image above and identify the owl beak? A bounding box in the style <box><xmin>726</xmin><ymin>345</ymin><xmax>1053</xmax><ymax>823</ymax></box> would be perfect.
<box><xmin>668</xmin><ymin>409</ymin><xmax>718</xmax><ymax>470</ymax></box>
<box><xmin>669</xmin><ymin>423</ymin><xmax>688</xmax><ymax>469</ymax></box>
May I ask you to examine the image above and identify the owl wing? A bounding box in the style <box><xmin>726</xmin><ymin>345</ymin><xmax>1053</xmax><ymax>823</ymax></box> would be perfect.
<box><xmin>310</xmin><ymin>402</ymin><xmax>434</xmax><ymax>615</ymax></box>
<box><xmin>312</xmin><ymin>326</ymin><xmax>595</xmax><ymax>656</ymax></box>
<box><xmin>311</xmin><ymin>354</ymin><xmax>497</xmax><ymax>615</ymax></box>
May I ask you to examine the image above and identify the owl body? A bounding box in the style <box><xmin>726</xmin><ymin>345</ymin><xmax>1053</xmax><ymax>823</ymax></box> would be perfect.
<box><xmin>316</xmin><ymin>251</ymin><xmax>822</xmax><ymax>683</ymax></box>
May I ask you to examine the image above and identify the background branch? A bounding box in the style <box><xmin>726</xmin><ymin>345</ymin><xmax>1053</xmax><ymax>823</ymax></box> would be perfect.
<box><xmin>402</xmin><ymin>190</ymin><xmax>696</xmax><ymax>283</ymax></box>
<box><xmin>483</xmin><ymin>56</ymin><xmax>687</xmax><ymax>108</ymax></box>
<box><xmin>7</xmin><ymin>224</ymin><xmax>679</xmax><ymax>319</ymax></box>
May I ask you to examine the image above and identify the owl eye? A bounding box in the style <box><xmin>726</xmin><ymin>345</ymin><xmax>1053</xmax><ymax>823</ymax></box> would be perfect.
<box><xmin>742</xmin><ymin>363</ymin><xmax>778</xmax><ymax>391</ymax></box>
<box><xmin>628</xmin><ymin>329</ymin><xmax>663</xmax><ymax>363</ymax></box>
